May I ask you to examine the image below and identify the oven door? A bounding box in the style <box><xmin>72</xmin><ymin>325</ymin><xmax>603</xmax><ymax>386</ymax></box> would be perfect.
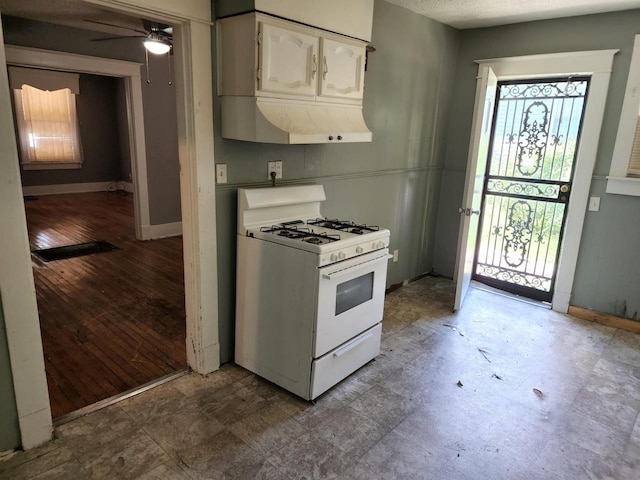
<box><xmin>315</xmin><ymin>248</ymin><xmax>391</xmax><ymax>357</ymax></box>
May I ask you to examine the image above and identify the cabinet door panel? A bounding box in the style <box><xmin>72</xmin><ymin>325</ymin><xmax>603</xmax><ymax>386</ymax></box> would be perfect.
<box><xmin>319</xmin><ymin>38</ymin><xmax>365</xmax><ymax>100</ymax></box>
<box><xmin>259</xmin><ymin>22</ymin><xmax>319</xmax><ymax>97</ymax></box>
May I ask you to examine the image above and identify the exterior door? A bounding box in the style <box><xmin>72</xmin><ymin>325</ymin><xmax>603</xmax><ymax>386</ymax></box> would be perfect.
<box><xmin>454</xmin><ymin>66</ymin><xmax>497</xmax><ymax>311</ymax></box>
<box><xmin>472</xmin><ymin>77</ymin><xmax>590</xmax><ymax>302</ymax></box>
<box><xmin>258</xmin><ymin>21</ymin><xmax>318</xmax><ymax>97</ymax></box>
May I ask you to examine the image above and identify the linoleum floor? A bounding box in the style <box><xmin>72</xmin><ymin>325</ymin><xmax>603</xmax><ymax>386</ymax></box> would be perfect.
<box><xmin>1</xmin><ymin>276</ymin><xmax>639</xmax><ymax>479</ymax></box>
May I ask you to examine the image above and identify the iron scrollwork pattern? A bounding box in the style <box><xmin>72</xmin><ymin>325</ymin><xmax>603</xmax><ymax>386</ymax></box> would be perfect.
<box><xmin>475</xmin><ymin>263</ymin><xmax>551</xmax><ymax>292</ymax></box>
<box><xmin>502</xmin><ymin>200</ymin><xmax>533</xmax><ymax>267</ymax></box>
<box><xmin>517</xmin><ymin>101</ymin><xmax>549</xmax><ymax>176</ymax></box>
<box><xmin>487</xmin><ymin>179</ymin><xmax>559</xmax><ymax>199</ymax></box>
<box><xmin>500</xmin><ymin>81</ymin><xmax>588</xmax><ymax>100</ymax></box>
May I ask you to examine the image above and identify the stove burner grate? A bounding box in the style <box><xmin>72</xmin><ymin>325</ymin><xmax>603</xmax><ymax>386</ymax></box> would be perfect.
<box><xmin>307</xmin><ymin>218</ymin><xmax>380</xmax><ymax>234</ymax></box>
<box><xmin>260</xmin><ymin>223</ymin><xmax>340</xmax><ymax>244</ymax></box>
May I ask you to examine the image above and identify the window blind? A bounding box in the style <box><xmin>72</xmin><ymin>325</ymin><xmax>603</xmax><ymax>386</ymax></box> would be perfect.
<box><xmin>8</xmin><ymin>66</ymin><xmax>79</xmax><ymax>94</ymax></box>
<box><xmin>628</xmin><ymin>115</ymin><xmax>640</xmax><ymax>176</ymax></box>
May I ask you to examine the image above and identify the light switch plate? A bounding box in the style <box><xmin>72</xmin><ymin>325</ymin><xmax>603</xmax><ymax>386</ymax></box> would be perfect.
<box><xmin>588</xmin><ymin>196</ymin><xmax>600</xmax><ymax>211</ymax></box>
<box><xmin>216</xmin><ymin>164</ymin><xmax>227</xmax><ymax>184</ymax></box>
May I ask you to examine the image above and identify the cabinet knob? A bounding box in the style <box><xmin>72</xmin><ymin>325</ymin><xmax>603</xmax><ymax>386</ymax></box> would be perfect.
<box><xmin>328</xmin><ymin>135</ymin><xmax>334</xmax><ymax>141</ymax></box>
<box><xmin>337</xmin><ymin>135</ymin><xmax>343</xmax><ymax>141</ymax></box>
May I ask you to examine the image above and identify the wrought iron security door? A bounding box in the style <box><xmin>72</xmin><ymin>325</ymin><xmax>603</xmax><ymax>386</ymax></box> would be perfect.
<box><xmin>472</xmin><ymin>77</ymin><xmax>590</xmax><ymax>302</ymax></box>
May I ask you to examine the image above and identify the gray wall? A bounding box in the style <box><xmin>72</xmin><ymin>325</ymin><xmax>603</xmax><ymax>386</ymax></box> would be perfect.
<box><xmin>2</xmin><ymin>15</ymin><xmax>181</xmax><ymax>225</ymax></box>
<box><xmin>432</xmin><ymin>9</ymin><xmax>640</xmax><ymax>320</ymax></box>
<box><xmin>0</xmin><ymin>296</ymin><xmax>20</xmax><ymax>452</ymax></box>
<box><xmin>214</xmin><ymin>0</ymin><xmax>460</xmax><ymax>361</ymax></box>
<box><xmin>18</xmin><ymin>73</ymin><xmax>124</xmax><ymax>187</ymax></box>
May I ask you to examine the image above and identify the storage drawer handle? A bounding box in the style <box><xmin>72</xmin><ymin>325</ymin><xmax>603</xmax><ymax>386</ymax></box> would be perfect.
<box><xmin>311</xmin><ymin>54</ymin><xmax>317</xmax><ymax>79</ymax></box>
<box><xmin>323</xmin><ymin>56</ymin><xmax>328</xmax><ymax>80</ymax></box>
<box><xmin>333</xmin><ymin>331</ymin><xmax>374</xmax><ymax>357</ymax></box>
<box><xmin>322</xmin><ymin>254</ymin><xmax>392</xmax><ymax>280</ymax></box>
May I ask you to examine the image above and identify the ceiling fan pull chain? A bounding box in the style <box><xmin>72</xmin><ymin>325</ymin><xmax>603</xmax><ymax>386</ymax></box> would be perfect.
<box><xmin>168</xmin><ymin>50</ymin><xmax>173</xmax><ymax>86</ymax></box>
<box><xmin>145</xmin><ymin>47</ymin><xmax>151</xmax><ymax>84</ymax></box>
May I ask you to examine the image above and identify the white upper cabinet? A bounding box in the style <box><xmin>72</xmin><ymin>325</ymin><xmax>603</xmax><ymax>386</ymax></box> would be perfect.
<box><xmin>258</xmin><ymin>22</ymin><xmax>319</xmax><ymax>97</ymax></box>
<box><xmin>218</xmin><ymin>13</ymin><xmax>367</xmax><ymax>104</ymax></box>
<box><xmin>319</xmin><ymin>37</ymin><xmax>365</xmax><ymax>100</ymax></box>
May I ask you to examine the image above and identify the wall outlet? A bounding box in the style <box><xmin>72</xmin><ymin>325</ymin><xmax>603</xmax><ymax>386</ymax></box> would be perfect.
<box><xmin>588</xmin><ymin>196</ymin><xmax>600</xmax><ymax>211</ymax></box>
<box><xmin>267</xmin><ymin>160</ymin><xmax>283</xmax><ymax>179</ymax></box>
<box><xmin>393</xmin><ymin>249</ymin><xmax>399</xmax><ymax>262</ymax></box>
<box><xmin>216</xmin><ymin>164</ymin><xmax>227</xmax><ymax>184</ymax></box>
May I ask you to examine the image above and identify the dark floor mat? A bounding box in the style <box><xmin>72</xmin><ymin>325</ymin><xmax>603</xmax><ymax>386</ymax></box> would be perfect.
<box><xmin>33</xmin><ymin>240</ymin><xmax>119</xmax><ymax>262</ymax></box>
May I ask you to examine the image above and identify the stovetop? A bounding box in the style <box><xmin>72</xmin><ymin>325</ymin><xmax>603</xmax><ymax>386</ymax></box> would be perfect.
<box><xmin>246</xmin><ymin>216</ymin><xmax>390</xmax><ymax>263</ymax></box>
<box><xmin>237</xmin><ymin>187</ymin><xmax>390</xmax><ymax>266</ymax></box>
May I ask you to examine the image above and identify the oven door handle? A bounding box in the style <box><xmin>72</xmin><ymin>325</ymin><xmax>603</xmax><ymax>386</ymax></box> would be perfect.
<box><xmin>321</xmin><ymin>254</ymin><xmax>393</xmax><ymax>280</ymax></box>
<box><xmin>333</xmin><ymin>330</ymin><xmax>374</xmax><ymax>357</ymax></box>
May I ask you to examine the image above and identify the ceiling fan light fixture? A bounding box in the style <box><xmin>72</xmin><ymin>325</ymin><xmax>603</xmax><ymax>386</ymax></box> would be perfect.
<box><xmin>144</xmin><ymin>32</ymin><xmax>171</xmax><ymax>54</ymax></box>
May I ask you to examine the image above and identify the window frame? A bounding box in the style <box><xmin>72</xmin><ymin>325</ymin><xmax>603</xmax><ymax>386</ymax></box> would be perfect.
<box><xmin>13</xmin><ymin>85</ymin><xmax>83</xmax><ymax>170</ymax></box>
<box><xmin>607</xmin><ymin>34</ymin><xmax>640</xmax><ymax>196</ymax></box>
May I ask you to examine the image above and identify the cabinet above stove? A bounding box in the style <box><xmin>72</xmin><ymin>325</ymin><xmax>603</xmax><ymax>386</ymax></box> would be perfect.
<box><xmin>215</xmin><ymin>9</ymin><xmax>373</xmax><ymax>144</ymax></box>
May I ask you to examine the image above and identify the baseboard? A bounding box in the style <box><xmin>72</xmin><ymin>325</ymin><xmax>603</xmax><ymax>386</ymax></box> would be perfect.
<box><xmin>22</xmin><ymin>181</ymin><xmax>135</xmax><ymax>196</ymax></box>
<box><xmin>568</xmin><ymin>305</ymin><xmax>640</xmax><ymax>334</ymax></box>
<box><xmin>141</xmin><ymin>221</ymin><xmax>182</xmax><ymax>240</ymax></box>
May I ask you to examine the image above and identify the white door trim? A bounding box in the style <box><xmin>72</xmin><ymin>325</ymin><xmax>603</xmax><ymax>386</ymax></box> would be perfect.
<box><xmin>467</xmin><ymin>50</ymin><xmax>617</xmax><ymax>313</ymax></box>
<box><xmin>0</xmin><ymin>0</ymin><xmax>219</xmax><ymax>449</ymax></box>
<box><xmin>4</xmin><ymin>45</ymin><xmax>151</xmax><ymax>241</ymax></box>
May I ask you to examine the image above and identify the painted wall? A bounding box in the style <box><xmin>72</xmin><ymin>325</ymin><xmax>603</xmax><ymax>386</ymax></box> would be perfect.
<box><xmin>18</xmin><ymin>73</ymin><xmax>124</xmax><ymax>187</ymax></box>
<box><xmin>0</xmin><ymin>296</ymin><xmax>20</xmax><ymax>452</ymax></box>
<box><xmin>214</xmin><ymin>0</ymin><xmax>460</xmax><ymax>361</ymax></box>
<box><xmin>1</xmin><ymin>15</ymin><xmax>181</xmax><ymax>225</ymax></box>
<box><xmin>432</xmin><ymin>9</ymin><xmax>640</xmax><ymax>320</ymax></box>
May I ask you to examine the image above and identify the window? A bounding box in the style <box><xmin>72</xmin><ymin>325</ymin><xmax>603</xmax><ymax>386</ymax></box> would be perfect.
<box><xmin>627</xmin><ymin>116</ymin><xmax>640</xmax><ymax>176</ymax></box>
<box><xmin>608</xmin><ymin>35</ymin><xmax>640</xmax><ymax>195</ymax></box>
<box><xmin>9</xmin><ymin>67</ymin><xmax>82</xmax><ymax>170</ymax></box>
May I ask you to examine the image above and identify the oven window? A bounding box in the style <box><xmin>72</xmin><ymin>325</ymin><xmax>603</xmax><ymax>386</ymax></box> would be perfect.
<box><xmin>335</xmin><ymin>272</ymin><xmax>374</xmax><ymax>316</ymax></box>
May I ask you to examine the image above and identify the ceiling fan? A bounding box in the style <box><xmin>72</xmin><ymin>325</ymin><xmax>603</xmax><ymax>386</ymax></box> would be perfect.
<box><xmin>88</xmin><ymin>19</ymin><xmax>173</xmax><ymax>55</ymax></box>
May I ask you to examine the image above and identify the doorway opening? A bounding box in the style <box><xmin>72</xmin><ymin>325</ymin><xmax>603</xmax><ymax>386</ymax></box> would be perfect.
<box><xmin>4</xmin><ymin>18</ymin><xmax>187</xmax><ymax>419</ymax></box>
<box><xmin>472</xmin><ymin>77</ymin><xmax>590</xmax><ymax>302</ymax></box>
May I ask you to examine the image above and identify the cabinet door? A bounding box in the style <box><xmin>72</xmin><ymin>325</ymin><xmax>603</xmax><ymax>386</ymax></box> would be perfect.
<box><xmin>319</xmin><ymin>38</ymin><xmax>366</xmax><ymax>101</ymax></box>
<box><xmin>259</xmin><ymin>22</ymin><xmax>319</xmax><ymax>97</ymax></box>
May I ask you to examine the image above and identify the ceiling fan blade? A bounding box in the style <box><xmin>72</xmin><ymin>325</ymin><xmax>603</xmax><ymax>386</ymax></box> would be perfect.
<box><xmin>84</xmin><ymin>19</ymin><xmax>148</xmax><ymax>36</ymax></box>
<box><xmin>142</xmin><ymin>19</ymin><xmax>171</xmax><ymax>34</ymax></box>
<box><xmin>91</xmin><ymin>35</ymin><xmax>146</xmax><ymax>42</ymax></box>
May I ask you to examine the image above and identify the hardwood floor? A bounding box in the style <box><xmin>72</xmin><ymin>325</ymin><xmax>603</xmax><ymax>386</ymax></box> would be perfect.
<box><xmin>24</xmin><ymin>191</ymin><xmax>186</xmax><ymax>418</ymax></box>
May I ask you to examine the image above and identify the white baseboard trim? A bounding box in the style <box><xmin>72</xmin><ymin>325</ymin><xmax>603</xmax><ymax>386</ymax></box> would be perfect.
<box><xmin>22</xmin><ymin>181</ymin><xmax>132</xmax><ymax>196</ymax></box>
<box><xmin>141</xmin><ymin>221</ymin><xmax>182</xmax><ymax>240</ymax></box>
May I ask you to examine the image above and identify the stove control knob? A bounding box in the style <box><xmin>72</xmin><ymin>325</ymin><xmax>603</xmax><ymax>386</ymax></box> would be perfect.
<box><xmin>356</xmin><ymin>246</ymin><xmax>363</xmax><ymax>254</ymax></box>
<box><xmin>330</xmin><ymin>253</ymin><xmax>338</xmax><ymax>262</ymax></box>
<box><xmin>338</xmin><ymin>252</ymin><xmax>346</xmax><ymax>260</ymax></box>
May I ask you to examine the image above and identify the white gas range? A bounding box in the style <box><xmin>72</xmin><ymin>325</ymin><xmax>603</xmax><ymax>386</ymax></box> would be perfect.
<box><xmin>235</xmin><ymin>185</ymin><xmax>391</xmax><ymax>400</ymax></box>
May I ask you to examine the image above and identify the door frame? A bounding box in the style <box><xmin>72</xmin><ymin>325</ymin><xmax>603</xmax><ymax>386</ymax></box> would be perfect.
<box><xmin>0</xmin><ymin>0</ymin><xmax>219</xmax><ymax>450</ymax></box>
<box><xmin>4</xmin><ymin>45</ymin><xmax>152</xmax><ymax>242</ymax></box>
<box><xmin>456</xmin><ymin>49</ymin><xmax>618</xmax><ymax>312</ymax></box>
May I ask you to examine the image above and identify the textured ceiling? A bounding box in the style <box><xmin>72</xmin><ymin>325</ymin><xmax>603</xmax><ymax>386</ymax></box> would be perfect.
<box><xmin>385</xmin><ymin>0</ymin><xmax>640</xmax><ymax>28</ymax></box>
<box><xmin>2</xmin><ymin>0</ymin><xmax>640</xmax><ymax>32</ymax></box>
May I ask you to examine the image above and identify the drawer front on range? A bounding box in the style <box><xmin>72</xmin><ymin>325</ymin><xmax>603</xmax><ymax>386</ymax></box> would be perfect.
<box><xmin>310</xmin><ymin>323</ymin><xmax>381</xmax><ymax>400</ymax></box>
<box><xmin>315</xmin><ymin>249</ymin><xmax>390</xmax><ymax>357</ymax></box>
